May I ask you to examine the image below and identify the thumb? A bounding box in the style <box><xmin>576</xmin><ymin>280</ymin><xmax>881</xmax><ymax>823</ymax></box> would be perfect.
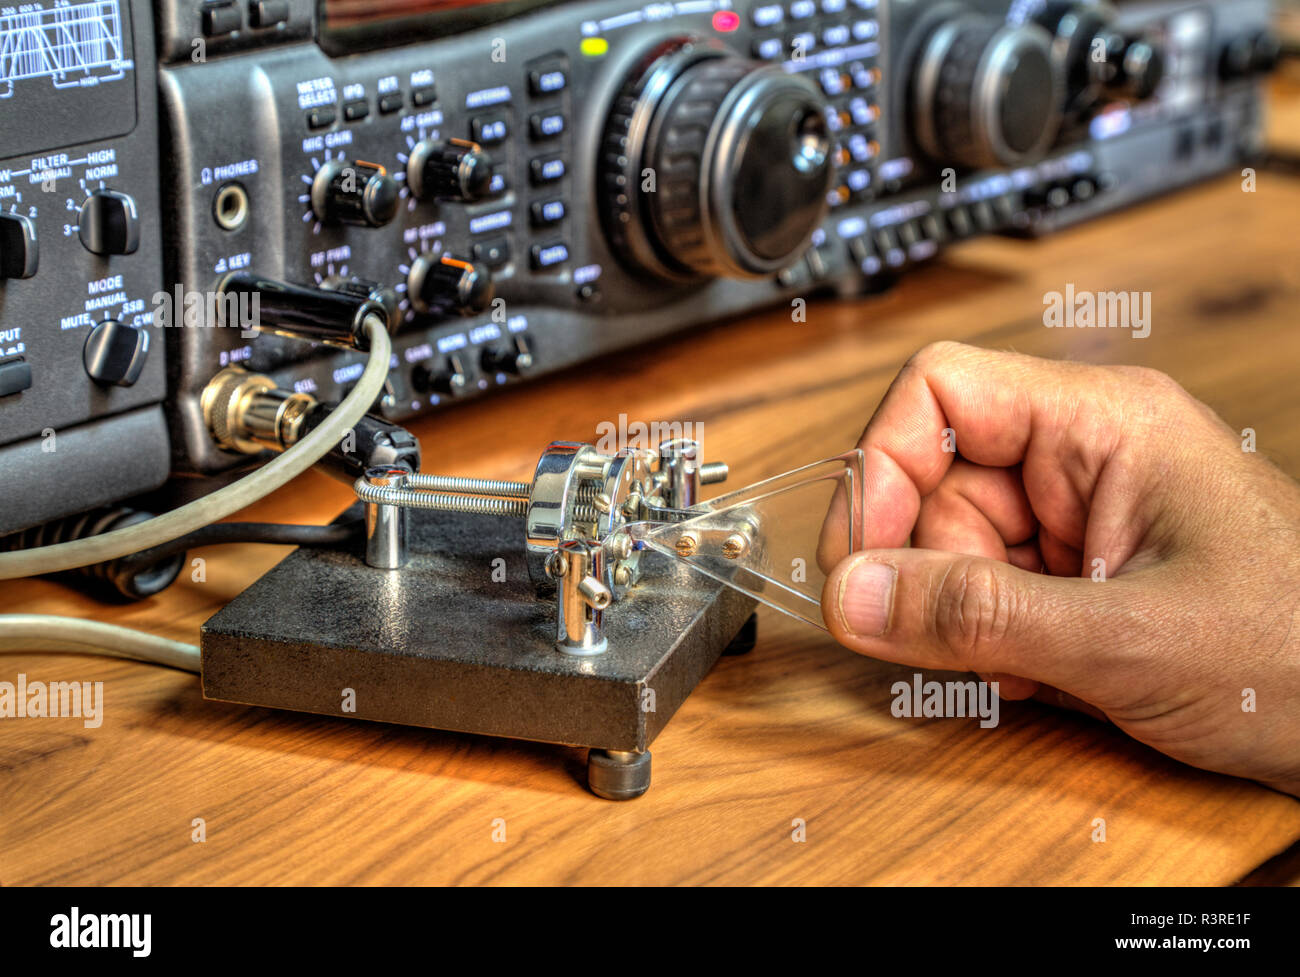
<box><xmin>822</xmin><ymin>549</ymin><xmax>1124</xmax><ymax>695</ymax></box>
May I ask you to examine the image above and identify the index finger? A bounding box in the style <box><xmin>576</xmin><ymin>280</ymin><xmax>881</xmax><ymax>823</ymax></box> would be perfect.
<box><xmin>821</xmin><ymin>342</ymin><xmax>1118</xmax><ymax>565</ymax></box>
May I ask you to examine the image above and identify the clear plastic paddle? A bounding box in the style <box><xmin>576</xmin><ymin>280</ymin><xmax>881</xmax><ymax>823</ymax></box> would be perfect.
<box><xmin>626</xmin><ymin>451</ymin><xmax>864</xmax><ymax>630</ymax></box>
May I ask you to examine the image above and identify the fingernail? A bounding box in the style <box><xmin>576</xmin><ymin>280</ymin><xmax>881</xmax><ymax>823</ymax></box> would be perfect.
<box><xmin>837</xmin><ymin>559</ymin><xmax>896</xmax><ymax>637</ymax></box>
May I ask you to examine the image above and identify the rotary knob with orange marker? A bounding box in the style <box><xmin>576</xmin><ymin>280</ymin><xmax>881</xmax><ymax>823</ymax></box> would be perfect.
<box><xmin>310</xmin><ymin>158</ymin><xmax>401</xmax><ymax>227</ymax></box>
<box><xmin>407</xmin><ymin>253</ymin><xmax>494</xmax><ymax>317</ymax></box>
<box><xmin>406</xmin><ymin>138</ymin><xmax>495</xmax><ymax>203</ymax></box>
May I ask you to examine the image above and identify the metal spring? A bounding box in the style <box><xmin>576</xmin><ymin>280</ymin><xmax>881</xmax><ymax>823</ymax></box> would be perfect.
<box><xmin>357</xmin><ymin>472</ymin><xmax>607</xmax><ymax>524</ymax></box>
<box><xmin>355</xmin><ymin>482</ymin><xmax>530</xmax><ymax>518</ymax></box>
<box><xmin>404</xmin><ymin>474</ymin><xmax>531</xmax><ymax>497</ymax></box>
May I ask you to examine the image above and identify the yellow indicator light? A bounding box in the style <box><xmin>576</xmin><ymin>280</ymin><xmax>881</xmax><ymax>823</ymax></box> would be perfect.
<box><xmin>581</xmin><ymin>37</ymin><xmax>609</xmax><ymax>57</ymax></box>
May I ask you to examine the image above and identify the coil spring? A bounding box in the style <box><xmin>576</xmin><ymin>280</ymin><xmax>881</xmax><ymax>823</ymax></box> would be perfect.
<box><xmin>354</xmin><ymin>480</ymin><xmax>601</xmax><ymax>523</ymax></box>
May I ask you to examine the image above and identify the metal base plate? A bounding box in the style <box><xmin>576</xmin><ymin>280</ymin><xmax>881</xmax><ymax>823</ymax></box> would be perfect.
<box><xmin>200</xmin><ymin>505</ymin><xmax>756</xmax><ymax>753</ymax></box>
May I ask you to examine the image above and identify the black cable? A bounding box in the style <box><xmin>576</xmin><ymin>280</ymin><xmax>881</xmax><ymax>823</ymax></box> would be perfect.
<box><xmin>117</xmin><ymin>519</ymin><xmax>364</xmax><ymax>574</ymax></box>
<box><xmin>109</xmin><ymin>518</ymin><xmax>366</xmax><ymax>598</ymax></box>
<box><xmin>3</xmin><ymin>510</ymin><xmax>365</xmax><ymax>602</ymax></box>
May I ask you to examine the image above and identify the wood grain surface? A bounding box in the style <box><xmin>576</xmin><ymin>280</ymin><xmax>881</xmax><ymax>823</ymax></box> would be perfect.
<box><xmin>3</xmin><ymin>84</ymin><xmax>1300</xmax><ymax>885</ymax></box>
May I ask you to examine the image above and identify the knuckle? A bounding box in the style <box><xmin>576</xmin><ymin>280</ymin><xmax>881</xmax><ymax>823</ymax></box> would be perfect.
<box><xmin>931</xmin><ymin>559</ymin><xmax>1019</xmax><ymax>664</ymax></box>
<box><xmin>907</xmin><ymin>341</ymin><xmax>968</xmax><ymax>374</ymax></box>
<box><xmin>1112</xmin><ymin>365</ymin><xmax>1185</xmax><ymax>400</ymax></box>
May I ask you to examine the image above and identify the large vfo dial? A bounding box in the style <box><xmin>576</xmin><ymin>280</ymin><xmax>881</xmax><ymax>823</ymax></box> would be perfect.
<box><xmin>599</xmin><ymin>38</ymin><xmax>835</xmax><ymax>281</ymax></box>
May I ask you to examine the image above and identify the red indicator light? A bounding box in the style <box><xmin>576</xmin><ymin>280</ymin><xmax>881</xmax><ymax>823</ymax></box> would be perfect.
<box><xmin>712</xmin><ymin>10</ymin><xmax>740</xmax><ymax>31</ymax></box>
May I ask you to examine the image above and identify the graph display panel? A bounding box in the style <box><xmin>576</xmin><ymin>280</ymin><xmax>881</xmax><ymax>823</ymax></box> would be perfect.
<box><xmin>0</xmin><ymin>0</ymin><xmax>137</xmax><ymax>160</ymax></box>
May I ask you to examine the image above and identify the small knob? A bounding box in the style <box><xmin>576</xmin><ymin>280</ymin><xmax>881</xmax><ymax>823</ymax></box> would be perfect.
<box><xmin>0</xmin><ymin>212</ymin><xmax>38</xmax><ymax>279</ymax></box>
<box><xmin>407</xmin><ymin>253</ymin><xmax>494</xmax><ymax>316</ymax></box>
<box><xmin>1221</xmin><ymin>30</ymin><xmax>1281</xmax><ymax>80</ymax></box>
<box><xmin>311</xmin><ymin>159</ymin><xmax>400</xmax><ymax>227</ymax></box>
<box><xmin>406</xmin><ymin>139</ymin><xmax>495</xmax><ymax>202</ymax></box>
<box><xmin>79</xmin><ymin>190</ymin><xmax>140</xmax><ymax>256</ymax></box>
<box><xmin>412</xmin><ymin>353</ymin><xmax>471</xmax><ymax>398</ymax></box>
<box><xmin>481</xmin><ymin>335</ymin><xmax>534</xmax><ymax>376</ymax></box>
<box><xmin>83</xmin><ymin>318</ymin><xmax>149</xmax><ymax>386</ymax></box>
<box><xmin>1091</xmin><ymin>30</ymin><xmax>1164</xmax><ymax>100</ymax></box>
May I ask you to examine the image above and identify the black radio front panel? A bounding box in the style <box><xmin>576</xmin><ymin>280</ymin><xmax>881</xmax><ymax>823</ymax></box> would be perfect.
<box><xmin>0</xmin><ymin>0</ymin><xmax>168</xmax><ymax>533</ymax></box>
<box><xmin>156</xmin><ymin>0</ymin><xmax>1276</xmax><ymax>475</ymax></box>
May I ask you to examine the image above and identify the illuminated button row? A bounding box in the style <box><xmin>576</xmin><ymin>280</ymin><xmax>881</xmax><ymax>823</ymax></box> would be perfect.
<box><xmin>306</xmin><ymin>82</ymin><xmax>436</xmax><ymax>129</ymax></box>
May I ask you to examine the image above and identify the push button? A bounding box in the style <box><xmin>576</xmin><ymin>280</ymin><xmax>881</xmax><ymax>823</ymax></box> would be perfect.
<box><xmin>202</xmin><ymin>2</ymin><xmax>241</xmax><ymax>36</ymax></box>
<box><xmin>470</xmin><ymin>114</ymin><xmax>509</xmax><ymax>145</ymax></box>
<box><xmin>249</xmin><ymin>0</ymin><xmax>289</xmax><ymax>28</ymax></box>
<box><xmin>0</xmin><ymin>358</ymin><xmax>32</xmax><ymax>398</ymax></box>
<box><xmin>848</xmin><ymin>235</ymin><xmax>882</xmax><ymax>275</ymax></box>
<box><xmin>0</xmin><ymin>212</ymin><xmax>38</xmax><ymax>279</ymax></box>
<box><xmin>378</xmin><ymin>92</ymin><xmax>404</xmax><ymax>114</ymax></box>
<box><xmin>822</xmin><ymin>25</ymin><xmax>850</xmax><ymax>47</ymax></box>
<box><xmin>411</xmin><ymin>85</ymin><xmax>437</xmax><ymax>106</ymax></box>
<box><xmin>530</xmin><ymin>241</ymin><xmax>569</xmax><ymax>269</ymax></box>
<box><xmin>530</xmin><ymin>198</ymin><xmax>566</xmax><ymax>227</ymax></box>
<box><xmin>529</xmin><ymin>155</ymin><xmax>566</xmax><ymax>185</ymax></box>
<box><xmin>945</xmin><ymin>206</ymin><xmax>973</xmax><ymax>237</ymax></box>
<box><xmin>528</xmin><ymin>65</ymin><xmax>567</xmax><ymax>96</ymax></box>
<box><xmin>83</xmin><ymin>319</ymin><xmax>149</xmax><ymax>387</ymax></box>
<box><xmin>343</xmin><ymin>99</ymin><xmax>369</xmax><ymax>121</ymax></box>
<box><xmin>529</xmin><ymin>112</ymin><xmax>566</xmax><ymax>140</ymax></box>
<box><xmin>79</xmin><ymin>190</ymin><xmax>140</xmax><ymax>256</ymax></box>
<box><xmin>307</xmin><ymin>106</ymin><xmax>336</xmax><ymax>129</ymax></box>
<box><xmin>472</xmin><ymin>237</ymin><xmax>511</xmax><ymax>268</ymax></box>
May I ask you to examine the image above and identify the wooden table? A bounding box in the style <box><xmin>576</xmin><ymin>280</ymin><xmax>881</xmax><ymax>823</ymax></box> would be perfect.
<box><xmin>5</xmin><ymin>83</ymin><xmax>1300</xmax><ymax>886</ymax></box>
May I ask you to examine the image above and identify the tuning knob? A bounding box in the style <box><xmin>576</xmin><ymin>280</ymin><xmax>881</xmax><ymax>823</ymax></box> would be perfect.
<box><xmin>310</xmin><ymin>158</ymin><xmax>400</xmax><ymax>227</ymax></box>
<box><xmin>407</xmin><ymin>253</ymin><xmax>494</xmax><ymax>316</ymax></box>
<box><xmin>599</xmin><ymin>39</ymin><xmax>833</xmax><ymax>281</ymax></box>
<box><xmin>912</xmin><ymin>15</ymin><xmax>1062</xmax><ymax>170</ymax></box>
<box><xmin>406</xmin><ymin>139</ymin><xmax>495</xmax><ymax>202</ymax></box>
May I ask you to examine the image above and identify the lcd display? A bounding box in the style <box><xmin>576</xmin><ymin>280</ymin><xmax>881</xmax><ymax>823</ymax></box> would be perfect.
<box><xmin>322</xmin><ymin>0</ymin><xmax>570</xmax><ymax>48</ymax></box>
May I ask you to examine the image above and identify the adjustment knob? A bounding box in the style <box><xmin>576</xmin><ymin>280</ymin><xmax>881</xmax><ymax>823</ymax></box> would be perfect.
<box><xmin>83</xmin><ymin>318</ymin><xmax>149</xmax><ymax>387</ymax></box>
<box><xmin>1221</xmin><ymin>30</ymin><xmax>1281</xmax><ymax>80</ymax></box>
<box><xmin>599</xmin><ymin>39</ymin><xmax>833</xmax><ymax>280</ymax></box>
<box><xmin>1035</xmin><ymin>3</ymin><xmax>1163</xmax><ymax>108</ymax></box>
<box><xmin>311</xmin><ymin>159</ymin><xmax>400</xmax><ymax>227</ymax></box>
<box><xmin>79</xmin><ymin>190</ymin><xmax>140</xmax><ymax>256</ymax></box>
<box><xmin>1090</xmin><ymin>30</ymin><xmax>1164</xmax><ymax>100</ymax></box>
<box><xmin>407</xmin><ymin>253</ymin><xmax>494</xmax><ymax>316</ymax></box>
<box><xmin>0</xmin><ymin>211</ymin><xmax>38</xmax><ymax>279</ymax></box>
<box><xmin>912</xmin><ymin>16</ymin><xmax>1062</xmax><ymax>169</ymax></box>
<box><xmin>412</xmin><ymin>353</ymin><xmax>471</xmax><ymax>398</ymax></box>
<box><xmin>406</xmin><ymin>139</ymin><xmax>495</xmax><ymax>202</ymax></box>
<box><xmin>481</xmin><ymin>334</ymin><xmax>534</xmax><ymax>376</ymax></box>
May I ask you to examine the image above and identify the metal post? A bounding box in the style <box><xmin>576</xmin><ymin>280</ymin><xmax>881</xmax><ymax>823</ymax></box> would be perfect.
<box><xmin>553</xmin><ymin>539</ymin><xmax>612</xmax><ymax>655</ymax></box>
<box><xmin>363</xmin><ymin>466</ymin><xmax>410</xmax><ymax>569</ymax></box>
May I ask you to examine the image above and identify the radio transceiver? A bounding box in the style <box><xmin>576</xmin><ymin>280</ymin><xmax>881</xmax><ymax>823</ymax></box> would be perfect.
<box><xmin>0</xmin><ymin>0</ymin><xmax>1278</xmax><ymax>530</ymax></box>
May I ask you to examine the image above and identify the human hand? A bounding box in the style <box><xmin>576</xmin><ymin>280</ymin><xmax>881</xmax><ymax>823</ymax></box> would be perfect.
<box><xmin>821</xmin><ymin>342</ymin><xmax>1300</xmax><ymax>797</ymax></box>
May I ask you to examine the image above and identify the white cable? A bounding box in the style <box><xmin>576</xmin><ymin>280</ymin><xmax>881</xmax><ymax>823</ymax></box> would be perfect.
<box><xmin>0</xmin><ymin>615</ymin><xmax>200</xmax><ymax>672</ymax></box>
<box><xmin>0</xmin><ymin>317</ymin><xmax>392</xmax><ymax>580</ymax></box>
